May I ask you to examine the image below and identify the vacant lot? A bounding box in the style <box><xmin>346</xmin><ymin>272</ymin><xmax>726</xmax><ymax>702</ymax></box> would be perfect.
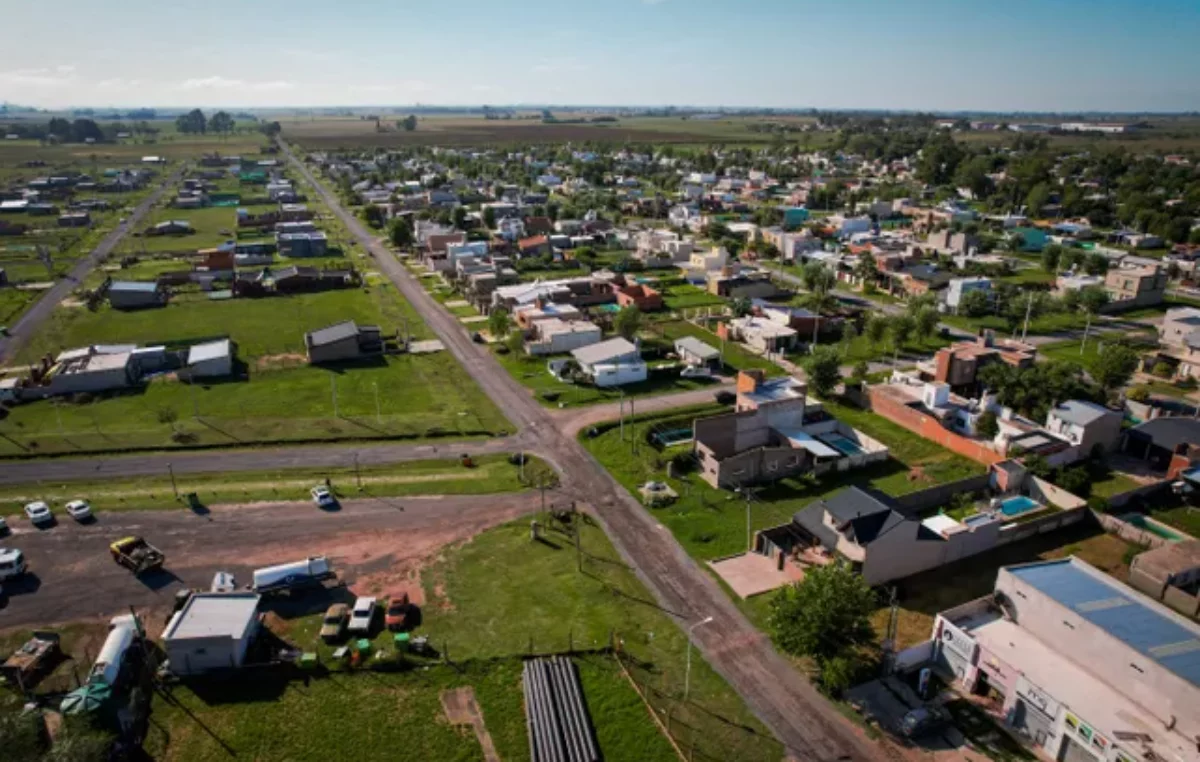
<box><xmin>140</xmin><ymin>518</ymin><xmax>777</xmax><ymax>761</ymax></box>
<box><xmin>581</xmin><ymin>401</ymin><xmax>983</xmax><ymax>561</ymax></box>
<box><xmin>2</xmin><ymin>284</ymin><xmax>510</xmax><ymax>454</ymax></box>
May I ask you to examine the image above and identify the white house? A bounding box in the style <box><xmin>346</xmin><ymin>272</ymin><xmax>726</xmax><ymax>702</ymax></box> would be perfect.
<box><xmin>526</xmin><ymin>319</ymin><xmax>602</xmax><ymax>356</ymax></box>
<box><xmin>570</xmin><ymin>338</ymin><xmax>647</xmax><ymax>387</ymax></box>
<box><xmin>945</xmin><ymin>277</ymin><xmax>992</xmax><ymax>312</ymax></box>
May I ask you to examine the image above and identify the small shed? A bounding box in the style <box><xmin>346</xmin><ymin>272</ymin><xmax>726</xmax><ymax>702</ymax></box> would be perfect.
<box><xmin>674</xmin><ymin>336</ymin><xmax>721</xmax><ymax>368</ymax></box>
<box><xmin>185</xmin><ymin>339</ymin><xmax>234</xmax><ymax>378</ymax></box>
<box><xmin>162</xmin><ymin>593</ymin><xmax>261</xmax><ymax>676</ymax></box>
<box><xmin>108</xmin><ymin>281</ymin><xmax>166</xmax><ymax>310</ymax></box>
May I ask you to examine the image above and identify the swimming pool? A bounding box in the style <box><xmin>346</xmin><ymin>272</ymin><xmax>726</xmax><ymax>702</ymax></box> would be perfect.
<box><xmin>1119</xmin><ymin>513</ymin><xmax>1187</xmax><ymax>542</ymax></box>
<box><xmin>819</xmin><ymin>434</ymin><xmax>865</xmax><ymax>457</ymax></box>
<box><xmin>999</xmin><ymin>496</ymin><xmax>1041</xmax><ymax>517</ymax></box>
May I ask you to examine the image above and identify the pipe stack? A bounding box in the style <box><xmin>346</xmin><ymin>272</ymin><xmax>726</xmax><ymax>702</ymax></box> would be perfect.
<box><xmin>522</xmin><ymin>656</ymin><xmax>600</xmax><ymax>762</ymax></box>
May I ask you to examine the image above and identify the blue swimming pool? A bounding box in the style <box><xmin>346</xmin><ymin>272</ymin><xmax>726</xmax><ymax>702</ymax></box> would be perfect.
<box><xmin>819</xmin><ymin>434</ymin><xmax>865</xmax><ymax>457</ymax></box>
<box><xmin>1000</xmin><ymin>496</ymin><xmax>1041</xmax><ymax>517</ymax></box>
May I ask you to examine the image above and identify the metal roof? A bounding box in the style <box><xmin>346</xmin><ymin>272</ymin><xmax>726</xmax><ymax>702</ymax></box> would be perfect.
<box><xmin>307</xmin><ymin>320</ymin><xmax>359</xmax><ymax>347</ymax></box>
<box><xmin>1048</xmin><ymin>399</ymin><xmax>1115</xmax><ymax>427</ymax></box>
<box><xmin>163</xmin><ymin>593</ymin><xmax>260</xmax><ymax>641</ymax></box>
<box><xmin>1009</xmin><ymin>558</ymin><xmax>1200</xmax><ymax>688</ymax></box>
<box><xmin>187</xmin><ymin>339</ymin><xmax>231</xmax><ymax>364</ymax></box>
<box><xmin>571</xmin><ymin>337</ymin><xmax>639</xmax><ymax>366</ymax></box>
<box><xmin>674</xmin><ymin>336</ymin><xmax>719</xmax><ymax>360</ymax></box>
<box><xmin>1127</xmin><ymin>417</ymin><xmax>1200</xmax><ymax>452</ymax></box>
<box><xmin>109</xmin><ymin>280</ymin><xmax>159</xmax><ymax>293</ymax></box>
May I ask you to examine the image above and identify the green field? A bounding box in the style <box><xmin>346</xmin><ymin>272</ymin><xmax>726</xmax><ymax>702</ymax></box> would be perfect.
<box><xmin>942</xmin><ymin>309</ymin><xmax>1088</xmax><ymax>337</ymax></box>
<box><xmin>1</xmin><ymin>284</ymin><xmax>510</xmax><ymax>455</ymax></box>
<box><xmin>658</xmin><ymin>280</ymin><xmax>727</xmax><ymax>310</ymax></box>
<box><xmin>0</xmin><ymin>454</ymin><xmax>542</xmax><ymax>516</ymax></box>
<box><xmin>1038</xmin><ymin>333</ymin><xmax>1157</xmax><ymax>375</ymax></box>
<box><xmin>139</xmin><ymin>518</ymin><xmax>779</xmax><ymax>761</ymax></box>
<box><xmin>580</xmin><ymin>401</ymin><xmax>984</xmax><ymax>561</ymax></box>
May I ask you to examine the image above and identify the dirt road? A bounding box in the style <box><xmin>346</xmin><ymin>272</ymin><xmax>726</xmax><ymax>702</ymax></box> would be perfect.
<box><xmin>0</xmin><ymin>164</ymin><xmax>186</xmax><ymax>363</ymax></box>
<box><xmin>0</xmin><ymin>492</ymin><xmax>536</xmax><ymax>630</ymax></box>
<box><xmin>284</xmin><ymin>142</ymin><xmax>887</xmax><ymax>762</ymax></box>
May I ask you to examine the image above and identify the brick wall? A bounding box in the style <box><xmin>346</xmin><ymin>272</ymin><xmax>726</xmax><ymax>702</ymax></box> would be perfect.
<box><xmin>868</xmin><ymin>386</ymin><xmax>1004</xmax><ymax>466</ymax></box>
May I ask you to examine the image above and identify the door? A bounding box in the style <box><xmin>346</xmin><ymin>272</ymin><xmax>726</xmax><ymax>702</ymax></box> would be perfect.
<box><xmin>1012</xmin><ymin>698</ymin><xmax>1054</xmax><ymax>749</ymax></box>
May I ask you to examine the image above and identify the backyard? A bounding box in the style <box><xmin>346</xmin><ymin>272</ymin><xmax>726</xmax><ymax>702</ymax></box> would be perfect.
<box><xmin>580</xmin><ymin>399</ymin><xmax>984</xmax><ymax>562</ymax></box>
<box><xmin>141</xmin><ymin>518</ymin><xmax>781</xmax><ymax>761</ymax></box>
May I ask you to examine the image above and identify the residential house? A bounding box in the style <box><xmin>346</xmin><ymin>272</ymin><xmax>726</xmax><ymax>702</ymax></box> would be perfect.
<box><xmin>681</xmin><ymin>246</ymin><xmax>730</xmax><ymax>282</ymax></box>
<box><xmin>1009</xmin><ymin>226</ymin><xmax>1048</xmax><ymax>252</ymax></box>
<box><xmin>945</xmin><ymin>277</ymin><xmax>992</xmax><ymax>313</ymax></box>
<box><xmin>1149</xmin><ymin>307</ymin><xmax>1200</xmax><ymax>380</ymax></box>
<box><xmin>718</xmin><ymin>315</ymin><xmax>797</xmax><ymax>355</ymax></box>
<box><xmin>706</xmin><ymin>269</ymin><xmax>781</xmax><ymax>300</ymax></box>
<box><xmin>517</xmin><ymin>235</ymin><xmax>551</xmax><ymax>258</ymax></box>
<box><xmin>781</xmin><ymin>206</ymin><xmax>809</xmax><ymax>230</ymax></box>
<box><xmin>1104</xmin><ymin>264</ymin><xmax>1168</xmax><ymax>309</ymax></box>
<box><xmin>1043</xmin><ymin>400</ymin><xmax>1122</xmax><ymax>455</ymax></box>
<box><xmin>569</xmin><ymin>338</ymin><xmax>647</xmax><ymax>387</ymax></box>
<box><xmin>108</xmin><ymin>280</ymin><xmax>167</xmax><ymax>310</ymax></box>
<box><xmin>927</xmin><ymin>229</ymin><xmax>979</xmax><ymax>255</ymax></box>
<box><xmin>512</xmin><ymin>300</ymin><xmax>582</xmax><ymax>329</ymax></box>
<box><xmin>524</xmin><ymin>216</ymin><xmax>554</xmax><ymax>236</ymax></box>
<box><xmin>524</xmin><ymin>318</ymin><xmax>602</xmax><ymax>356</ymax></box>
<box><xmin>1121</xmin><ymin>418</ymin><xmax>1200</xmax><ymax>477</ymax></box>
<box><xmin>928</xmin><ymin>333</ymin><xmax>1037</xmax><ymax>392</ymax></box>
<box><xmin>491</xmin><ymin>276</ymin><xmax>616</xmax><ymax>312</ymax></box>
<box><xmin>57</xmin><ymin>211</ymin><xmax>91</xmax><ymax>228</ymax></box>
<box><xmin>277</xmin><ymin>232</ymin><xmax>328</xmax><ymax>258</ymax></box>
<box><xmin>927</xmin><ymin>558</ymin><xmax>1200</xmax><ymax>762</ymax></box>
<box><xmin>691</xmin><ymin>371</ymin><xmax>887</xmax><ymax>489</ymax></box>
<box><xmin>147</xmin><ymin>220</ymin><xmax>193</xmax><ymax>236</ymax></box>
<box><xmin>1128</xmin><ymin>540</ymin><xmax>1200</xmax><ymax>615</ymax></box>
<box><xmin>304</xmin><ymin>321</ymin><xmax>383</xmax><ymax>364</ymax></box>
<box><xmin>614</xmin><ymin>283</ymin><xmax>663</xmax><ymax>311</ymax></box>
<box><xmin>890</xmin><ymin>263</ymin><xmax>952</xmax><ymax>297</ymax></box>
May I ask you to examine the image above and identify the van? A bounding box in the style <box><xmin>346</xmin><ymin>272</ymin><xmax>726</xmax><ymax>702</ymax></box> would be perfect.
<box><xmin>0</xmin><ymin>548</ymin><xmax>27</xmax><ymax>581</ymax></box>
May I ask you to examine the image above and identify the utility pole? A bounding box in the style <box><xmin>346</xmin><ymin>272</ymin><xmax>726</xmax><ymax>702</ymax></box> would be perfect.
<box><xmin>1021</xmin><ymin>292</ymin><xmax>1033</xmax><ymax>343</ymax></box>
<box><xmin>684</xmin><ymin>616</ymin><xmax>715</xmax><ymax>702</ymax></box>
<box><xmin>373</xmin><ymin>381</ymin><xmax>381</xmax><ymax>425</ymax></box>
<box><xmin>330</xmin><ymin>373</ymin><xmax>339</xmax><ymax>417</ymax></box>
<box><xmin>168</xmin><ymin>462</ymin><xmax>178</xmax><ymax>498</ymax></box>
<box><xmin>618</xmin><ymin>392</ymin><xmax>625</xmax><ymax>442</ymax></box>
<box><xmin>354</xmin><ymin>451</ymin><xmax>362</xmax><ymax>490</ymax></box>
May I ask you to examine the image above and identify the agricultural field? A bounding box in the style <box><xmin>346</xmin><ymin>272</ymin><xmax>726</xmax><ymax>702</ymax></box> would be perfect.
<box><xmin>580</xmin><ymin>400</ymin><xmax>984</xmax><ymax>562</ymax></box>
<box><xmin>136</xmin><ymin>518</ymin><xmax>779</xmax><ymax>762</ymax></box>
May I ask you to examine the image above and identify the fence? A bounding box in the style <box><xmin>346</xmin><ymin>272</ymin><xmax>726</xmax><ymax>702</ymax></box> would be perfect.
<box><xmin>996</xmin><ymin>506</ymin><xmax>1087</xmax><ymax>546</ymax></box>
<box><xmin>1093</xmin><ymin>511</ymin><xmax>1170</xmax><ymax>549</ymax></box>
<box><xmin>890</xmin><ymin>473</ymin><xmax>993</xmax><ymax>514</ymax></box>
<box><xmin>1103</xmin><ymin>480</ymin><xmax>1170</xmax><ymax>511</ymax></box>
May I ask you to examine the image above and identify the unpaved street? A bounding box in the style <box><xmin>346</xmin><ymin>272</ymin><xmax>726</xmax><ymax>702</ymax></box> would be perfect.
<box><xmin>0</xmin><ymin>492</ymin><xmax>536</xmax><ymax>629</ymax></box>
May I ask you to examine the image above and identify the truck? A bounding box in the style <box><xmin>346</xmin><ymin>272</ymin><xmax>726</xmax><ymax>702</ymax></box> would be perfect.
<box><xmin>109</xmin><ymin>536</ymin><xmax>165</xmax><ymax>574</ymax></box>
<box><xmin>0</xmin><ymin>631</ymin><xmax>60</xmax><ymax>689</ymax></box>
<box><xmin>251</xmin><ymin>556</ymin><xmax>335</xmax><ymax>595</ymax></box>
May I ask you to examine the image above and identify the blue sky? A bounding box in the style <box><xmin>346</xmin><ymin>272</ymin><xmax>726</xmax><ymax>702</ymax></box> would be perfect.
<box><xmin>1</xmin><ymin>0</ymin><xmax>1197</xmax><ymax>111</ymax></box>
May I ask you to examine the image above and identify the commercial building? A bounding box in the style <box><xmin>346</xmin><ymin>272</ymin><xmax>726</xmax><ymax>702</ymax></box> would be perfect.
<box><xmin>163</xmin><ymin>593</ymin><xmax>262</xmax><ymax>676</ymax></box>
<box><xmin>929</xmin><ymin>558</ymin><xmax>1200</xmax><ymax>762</ymax></box>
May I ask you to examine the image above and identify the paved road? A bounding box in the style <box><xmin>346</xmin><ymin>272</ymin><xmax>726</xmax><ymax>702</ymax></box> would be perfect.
<box><xmin>0</xmin><ymin>165</ymin><xmax>186</xmax><ymax>364</ymax></box>
<box><xmin>0</xmin><ymin>492</ymin><xmax>535</xmax><ymax>629</ymax></box>
<box><xmin>284</xmin><ymin>142</ymin><xmax>886</xmax><ymax>762</ymax></box>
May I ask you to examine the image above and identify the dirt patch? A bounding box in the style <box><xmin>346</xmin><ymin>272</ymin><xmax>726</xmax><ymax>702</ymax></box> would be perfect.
<box><xmin>255</xmin><ymin>353</ymin><xmax>308</xmax><ymax>370</ymax></box>
<box><xmin>441</xmin><ymin>687</ymin><xmax>502</xmax><ymax>762</ymax></box>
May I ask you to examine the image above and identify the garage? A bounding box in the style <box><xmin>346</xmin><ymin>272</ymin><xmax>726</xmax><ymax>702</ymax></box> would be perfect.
<box><xmin>163</xmin><ymin>592</ymin><xmax>261</xmax><ymax>676</ymax></box>
<box><xmin>184</xmin><ymin>338</ymin><xmax>235</xmax><ymax>379</ymax></box>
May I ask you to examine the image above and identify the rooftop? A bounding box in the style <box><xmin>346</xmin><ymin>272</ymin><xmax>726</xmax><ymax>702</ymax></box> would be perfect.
<box><xmin>674</xmin><ymin>336</ymin><xmax>719</xmax><ymax>361</ymax></box>
<box><xmin>110</xmin><ymin>280</ymin><xmax>160</xmax><ymax>293</ymax></box>
<box><xmin>307</xmin><ymin>320</ymin><xmax>360</xmax><ymax>347</ymax></box>
<box><xmin>1009</xmin><ymin>558</ymin><xmax>1200</xmax><ymax>689</ymax></box>
<box><xmin>1127</xmin><ymin>417</ymin><xmax>1200</xmax><ymax>451</ymax></box>
<box><xmin>188</xmin><ymin>339</ymin><xmax>232</xmax><ymax>364</ymax></box>
<box><xmin>163</xmin><ymin>593</ymin><xmax>261</xmax><ymax>640</ymax></box>
<box><xmin>571</xmin><ymin>337</ymin><xmax>639</xmax><ymax>366</ymax></box>
<box><xmin>1049</xmin><ymin>399</ymin><xmax>1117</xmax><ymax>427</ymax></box>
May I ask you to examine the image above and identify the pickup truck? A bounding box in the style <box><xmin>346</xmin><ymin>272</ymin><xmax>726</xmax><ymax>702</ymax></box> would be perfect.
<box><xmin>109</xmin><ymin>536</ymin><xmax>165</xmax><ymax>574</ymax></box>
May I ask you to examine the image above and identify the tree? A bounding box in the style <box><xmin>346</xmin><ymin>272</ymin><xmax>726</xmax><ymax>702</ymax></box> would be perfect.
<box><xmin>804</xmin><ymin>346</ymin><xmax>843</xmax><ymax>398</ymax></box>
<box><xmin>838</xmin><ymin>322</ymin><xmax>859</xmax><ymax>356</ymax></box>
<box><xmin>401</xmin><ymin>115</ymin><xmax>418</xmax><ymax>131</ymax></box>
<box><xmin>1025</xmin><ymin>182</ymin><xmax>1051</xmax><ymax>215</ymax></box>
<box><xmin>864</xmin><ymin>314</ymin><xmax>887</xmax><ymax>346</ymax></box>
<box><xmin>452</xmin><ymin>206</ymin><xmax>467</xmax><ymax>229</ymax></box>
<box><xmin>851</xmin><ymin>359</ymin><xmax>870</xmax><ymax>385</ymax></box>
<box><xmin>1078</xmin><ymin>286</ymin><xmax>1110</xmax><ymax>352</ymax></box>
<box><xmin>853</xmin><ymin>251</ymin><xmax>878</xmax><ymax>287</ymax></box>
<box><xmin>175</xmin><ymin>108</ymin><xmax>207</xmax><ymax>134</ymax></box>
<box><xmin>1007</xmin><ymin>232</ymin><xmax>1026</xmax><ymax>252</ymax></box>
<box><xmin>1041</xmin><ymin>243</ymin><xmax>1063</xmax><ymax>273</ymax></box>
<box><xmin>259</xmin><ymin>120</ymin><xmax>282</xmax><ymax>137</ymax></box>
<box><xmin>975</xmin><ymin>410</ymin><xmax>999</xmax><ymax>440</ymax></box>
<box><xmin>768</xmin><ymin>562</ymin><xmax>876</xmax><ymax>664</ymax></box>
<box><xmin>730</xmin><ymin>297</ymin><xmax>753</xmax><ymax>318</ymax></box>
<box><xmin>388</xmin><ymin>217</ymin><xmax>413</xmax><ymax>248</ymax></box>
<box><xmin>488</xmin><ymin>308</ymin><xmax>511</xmax><ymax>339</ymax></box>
<box><xmin>914</xmin><ymin>307</ymin><xmax>939</xmax><ymax>342</ymax></box>
<box><xmin>1094</xmin><ymin>343</ymin><xmax>1138</xmax><ymax>393</ymax></box>
<box><xmin>482</xmin><ymin>206</ymin><xmax>497</xmax><ymax>230</ymax></box>
<box><xmin>505</xmin><ymin>329</ymin><xmax>525</xmax><ymax>356</ymax></box>
<box><xmin>360</xmin><ymin>204</ymin><xmax>385</xmax><ymax>228</ymax></box>
<box><xmin>614</xmin><ymin>305</ymin><xmax>642</xmax><ymax>340</ymax></box>
<box><xmin>1023</xmin><ymin>453</ymin><xmax>1052</xmax><ymax>479</ymax></box>
<box><xmin>1084</xmin><ymin>252</ymin><xmax>1109</xmax><ymax>276</ymax></box>
<box><xmin>209</xmin><ymin>111</ymin><xmax>235</xmax><ymax>134</ymax></box>
<box><xmin>802</xmin><ymin>262</ymin><xmax>835</xmax><ymax>295</ymax></box>
<box><xmin>890</xmin><ymin>314</ymin><xmax>915</xmax><ymax>350</ymax></box>
<box><xmin>959</xmin><ymin>287</ymin><xmax>991</xmax><ymax>317</ymax></box>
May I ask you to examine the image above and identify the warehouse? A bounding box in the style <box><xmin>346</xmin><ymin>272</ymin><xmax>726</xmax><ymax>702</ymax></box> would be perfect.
<box><xmin>162</xmin><ymin>593</ymin><xmax>262</xmax><ymax>676</ymax></box>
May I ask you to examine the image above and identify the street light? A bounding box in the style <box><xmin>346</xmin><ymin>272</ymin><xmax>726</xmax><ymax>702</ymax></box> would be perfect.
<box><xmin>735</xmin><ymin>486</ymin><xmax>755</xmax><ymax>552</ymax></box>
<box><xmin>684</xmin><ymin>616</ymin><xmax>715</xmax><ymax>702</ymax></box>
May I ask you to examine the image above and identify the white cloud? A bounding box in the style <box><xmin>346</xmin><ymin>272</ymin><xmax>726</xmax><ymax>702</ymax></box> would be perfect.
<box><xmin>97</xmin><ymin>78</ymin><xmax>141</xmax><ymax>90</ymax></box>
<box><xmin>0</xmin><ymin>66</ymin><xmax>77</xmax><ymax>87</ymax></box>
<box><xmin>180</xmin><ymin>76</ymin><xmax>295</xmax><ymax>91</ymax></box>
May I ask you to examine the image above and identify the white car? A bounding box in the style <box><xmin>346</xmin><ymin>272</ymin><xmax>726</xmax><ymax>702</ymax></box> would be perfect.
<box><xmin>23</xmin><ymin>501</ymin><xmax>53</xmax><ymax>526</ymax></box>
<box><xmin>0</xmin><ymin>548</ymin><xmax>26</xmax><ymax>581</ymax></box>
<box><xmin>65</xmin><ymin>500</ymin><xmax>92</xmax><ymax>522</ymax></box>
<box><xmin>347</xmin><ymin>596</ymin><xmax>377</xmax><ymax>635</ymax></box>
<box><xmin>680</xmin><ymin>365</ymin><xmax>712</xmax><ymax>379</ymax></box>
<box><xmin>311</xmin><ymin>486</ymin><xmax>337</xmax><ymax>508</ymax></box>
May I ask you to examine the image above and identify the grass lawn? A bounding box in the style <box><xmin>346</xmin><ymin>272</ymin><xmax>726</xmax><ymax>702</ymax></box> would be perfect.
<box><xmin>942</xmin><ymin>309</ymin><xmax>1088</xmax><ymax>337</ymax></box>
<box><xmin>868</xmin><ymin>520</ymin><xmax>1143</xmax><ymax>649</ymax></box>
<box><xmin>0</xmin><ymin>454</ymin><xmax>542</xmax><ymax>516</ymax></box>
<box><xmin>654</xmin><ymin>319</ymin><xmax>784</xmax><ymax>376</ymax></box>
<box><xmin>836</xmin><ymin>333</ymin><xmax>952</xmax><ymax>366</ymax></box>
<box><xmin>1089</xmin><ymin>471</ymin><xmax>1143</xmax><ymax>500</ymax></box>
<box><xmin>0</xmin><ymin>286</ymin><xmax>41</xmax><ymax>326</ymax></box>
<box><xmin>998</xmin><ymin>268</ymin><xmax>1057</xmax><ymax>287</ymax></box>
<box><xmin>135</xmin><ymin>206</ymin><xmax>254</xmax><ymax>253</ymax></box>
<box><xmin>142</xmin><ymin>519</ymin><xmax>778</xmax><ymax>761</ymax></box>
<box><xmin>1152</xmin><ymin>505</ymin><xmax>1200</xmax><ymax>538</ymax></box>
<box><xmin>1038</xmin><ymin>333</ymin><xmax>1158</xmax><ymax>375</ymax></box>
<box><xmin>580</xmin><ymin>401</ymin><xmax>984</xmax><ymax>562</ymax></box>
<box><xmin>493</xmin><ymin>346</ymin><xmax>719</xmax><ymax>408</ymax></box>
<box><xmin>658</xmin><ymin>280</ymin><xmax>727</xmax><ymax>311</ymax></box>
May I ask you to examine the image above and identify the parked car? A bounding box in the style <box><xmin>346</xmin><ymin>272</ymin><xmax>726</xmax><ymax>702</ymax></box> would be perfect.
<box><xmin>65</xmin><ymin>500</ymin><xmax>92</xmax><ymax>522</ymax></box>
<box><xmin>310</xmin><ymin>486</ymin><xmax>337</xmax><ymax>509</ymax></box>
<box><xmin>319</xmin><ymin>604</ymin><xmax>349</xmax><ymax>643</ymax></box>
<box><xmin>0</xmin><ymin>548</ymin><xmax>27</xmax><ymax>581</ymax></box>
<box><xmin>385</xmin><ymin>592</ymin><xmax>410</xmax><ymax>631</ymax></box>
<box><xmin>680</xmin><ymin>365</ymin><xmax>711</xmax><ymax>379</ymax></box>
<box><xmin>899</xmin><ymin>706</ymin><xmax>951</xmax><ymax>739</ymax></box>
<box><xmin>23</xmin><ymin>501</ymin><xmax>52</xmax><ymax>526</ymax></box>
<box><xmin>348</xmin><ymin>596</ymin><xmax>377</xmax><ymax>635</ymax></box>
<box><xmin>0</xmin><ymin>516</ymin><xmax>8</xmax><ymax>535</ymax></box>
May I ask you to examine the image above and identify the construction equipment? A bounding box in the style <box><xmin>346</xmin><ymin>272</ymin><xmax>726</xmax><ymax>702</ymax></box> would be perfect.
<box><xmin>109</xmin><ymin>536</ymin><xmax>165</xmax><ymax>574</ymax></box>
